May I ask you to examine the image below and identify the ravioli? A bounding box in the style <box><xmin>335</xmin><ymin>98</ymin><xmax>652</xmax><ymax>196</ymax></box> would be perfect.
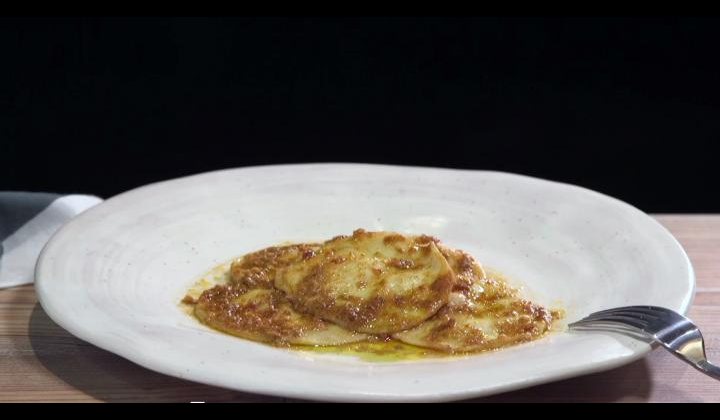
<box><xmin>274</xmin><ymin>230</ymin><xmax>455</xmax><ymax>334</ymax></box>
<box><xmin>229</xmin><ymin>243</ymin><xmax>321</xmax><ymax>289</ymax></box>
<box><xmin>190</xmin><ymin>243</ymin><xmax>367</xmax><ymax>346</ymax></box>
<box><xmin>392</xmin><ymin>249</ymin><xmax>554</xmax><ymax>352</ymax></box>
<box><xmin>194</xmin><ymin>285</ymin><xmax>367</xmax><ymax>345</ymax></box>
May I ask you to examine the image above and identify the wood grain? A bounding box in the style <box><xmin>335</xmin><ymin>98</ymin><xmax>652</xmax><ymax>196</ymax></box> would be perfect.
<box><xmin>1</xmin><ymin>215</ymin><xmax>718</xmax><ymax>402</ymax></box>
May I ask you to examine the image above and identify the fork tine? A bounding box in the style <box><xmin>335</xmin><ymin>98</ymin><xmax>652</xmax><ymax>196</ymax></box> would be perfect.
<box><xmin>586</xmin><ymin>306</ymin><xmax>666</xmax><ymax>318</ymax></box>
<box><xmin>569</xmin><ymin>318</ymin><xmax>643</xmax><ymax>331</ymax></box>
<box><xmin>581</xmin><ymin>313</ymin><xmax>651</xmax><ymax>325</ymax></box>
<box><xmin>569</xmin><ymin>323</ymin><xmax>652</xmax><ymax>340</ymax></box>
<box><xmin>585</xmin><ymin>309</ymin><xmax>661</xmax><ymax>321</ymax></box>
<box><xmin>571</xmin><ymin>314</ymin><xmax>650</xmax><ymax>330</ymax></box>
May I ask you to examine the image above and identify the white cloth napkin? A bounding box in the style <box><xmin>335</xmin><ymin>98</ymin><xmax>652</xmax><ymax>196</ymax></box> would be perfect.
<box><xmin>0</xmin><ymin>192</ymin><xmax>102</xmax><ymax>288</ymax></box>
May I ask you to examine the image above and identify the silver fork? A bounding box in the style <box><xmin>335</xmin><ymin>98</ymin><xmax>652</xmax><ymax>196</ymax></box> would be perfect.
<box><xmin>569</xmin><ymin>306</ymin><xmax>720</xmax><ymax>380</ymax></box>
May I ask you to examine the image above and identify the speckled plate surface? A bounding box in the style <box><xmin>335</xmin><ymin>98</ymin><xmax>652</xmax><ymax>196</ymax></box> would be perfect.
<box><xmin>35</xmin><ymin>164</ymin><xmax>694</xmax><ymax>402</ymax></box>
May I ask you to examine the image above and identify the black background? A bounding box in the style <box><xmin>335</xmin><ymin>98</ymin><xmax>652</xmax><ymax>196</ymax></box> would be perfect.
<box><xmin>2</xmin><ymin>17</ymin><xmax>719</xmax><ymax>211</ymax></box>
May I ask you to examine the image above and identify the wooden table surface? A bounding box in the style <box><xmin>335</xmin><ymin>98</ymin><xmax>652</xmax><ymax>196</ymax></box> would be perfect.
<box><xmin>1</xmin><ymin>215</ymin><xmax>718</xmax><ymax>402</ymax></box>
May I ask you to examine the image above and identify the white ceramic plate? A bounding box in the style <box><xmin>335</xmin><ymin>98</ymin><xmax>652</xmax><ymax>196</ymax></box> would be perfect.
<box><xmin>36</xmin><ymin>164</ymin><xmax>694</xmax><ymax>402</ymax></box>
